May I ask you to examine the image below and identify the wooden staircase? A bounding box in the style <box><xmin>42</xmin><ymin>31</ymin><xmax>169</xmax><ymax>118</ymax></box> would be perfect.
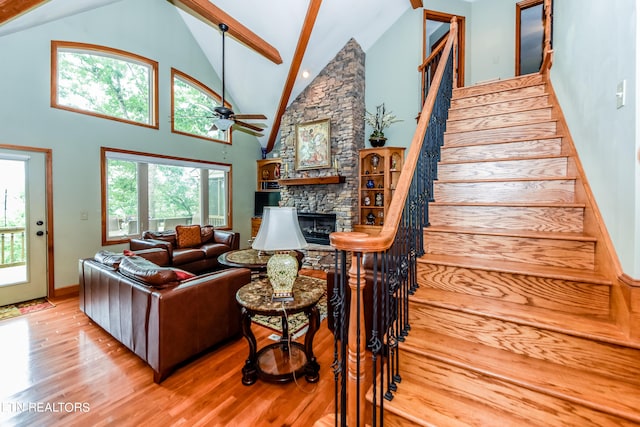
<box><xmin>379</xmin><ymin>74</ymin><xmax>640</xmax><ymax>426</ymax></box>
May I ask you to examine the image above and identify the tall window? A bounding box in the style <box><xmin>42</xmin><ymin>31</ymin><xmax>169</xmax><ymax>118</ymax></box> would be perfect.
<box><xmin>102</xmin><ymin>148</ymin><xmax>231</xmax><ymax>244</ymax></box>
<box><xmin>516</xmin><ymin>0</ymin><xmax>544</xmax><ymax>75</ymax></box>
<box><xmin>52</xmin><ymin>41</ymin><xmax>158</xmax><ymax>128</ymax></box>
<box><xmin>171</xmin><ymin>68</ymin><xmax>231</xmax><ymax>143</ymax></box>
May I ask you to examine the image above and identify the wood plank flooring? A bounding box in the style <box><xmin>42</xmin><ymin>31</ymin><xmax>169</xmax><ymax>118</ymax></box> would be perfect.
<box><xmin>0</xmin><ymin>296</ymin><xmax>336</xmax><ymax>426</ymax></box>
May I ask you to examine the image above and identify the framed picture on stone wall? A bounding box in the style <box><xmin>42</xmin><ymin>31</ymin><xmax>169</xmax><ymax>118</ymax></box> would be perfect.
<box><xmin>295</xmin><ymin>118</ymin><xmax>331</xmax><ymax>170</ymax></box>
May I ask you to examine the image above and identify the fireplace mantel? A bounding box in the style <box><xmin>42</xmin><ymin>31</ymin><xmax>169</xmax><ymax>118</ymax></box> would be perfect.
<box><xmin>279</xmin><ymin>176</ymin><xmax>346</xmax><ymax>186</ymax></box>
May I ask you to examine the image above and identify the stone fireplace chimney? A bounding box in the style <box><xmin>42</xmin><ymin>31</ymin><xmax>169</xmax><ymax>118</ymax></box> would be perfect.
<box><xmin>277</xmin><ymin>38</ymin><xmax>365</xmax><ymax>240</ymax></box>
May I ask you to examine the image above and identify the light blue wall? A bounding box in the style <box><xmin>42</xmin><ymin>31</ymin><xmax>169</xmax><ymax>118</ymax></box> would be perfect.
<box><xmin>551</xmin><ymin>0</ymin><xmax>639</xmax><ymax>276</ymax></box>
<box><xmin>0</xmin><ymin>0</ymin><xmax>259</xmax><ymax>290</ymax></box>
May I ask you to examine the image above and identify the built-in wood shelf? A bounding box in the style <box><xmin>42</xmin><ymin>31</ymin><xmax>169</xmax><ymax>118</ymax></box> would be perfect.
<box><xmin>279</xmin><ymin>175</ymin><xmax>346</xmax><ymax>186</ymax></box>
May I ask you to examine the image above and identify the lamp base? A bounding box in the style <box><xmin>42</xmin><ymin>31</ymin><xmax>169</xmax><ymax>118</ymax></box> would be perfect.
<box><xmin>267</xmin><ymin>252</ymin><xmax>298</xmax><ymax>302</ymax></box>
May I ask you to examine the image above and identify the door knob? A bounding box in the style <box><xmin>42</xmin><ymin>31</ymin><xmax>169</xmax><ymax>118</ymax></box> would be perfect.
<box><xmin>36</xmin><ymin>220</ymin><xmax>44</xmax><ymax>226</ymax></box>
<box><xmin>36</xmin><ymin>231</ymin><xmax>44</xmax><ymax>236</ymax></box>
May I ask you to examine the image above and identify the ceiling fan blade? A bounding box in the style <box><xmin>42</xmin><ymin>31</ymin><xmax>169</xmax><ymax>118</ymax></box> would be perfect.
<box><xmin>233</xmin><ymin>126</ymin><xmax>264</xmax><ymax>137</ymax></box>
<box><xmin>232</xmin><ymin>114</ymin><xmax>267</xmax><ymax>120</ymax></box>
<box><xmin>234</xmin><ymin>120</ymin><xmax>265</xmax><ymax>132</ymax></box>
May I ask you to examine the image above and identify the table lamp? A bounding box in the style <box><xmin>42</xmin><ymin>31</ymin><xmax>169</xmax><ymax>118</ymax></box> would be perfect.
<box><xmin>252</xmin><ymin>207</ymin><xmax>308</xmax><ymax>301</ymax></box>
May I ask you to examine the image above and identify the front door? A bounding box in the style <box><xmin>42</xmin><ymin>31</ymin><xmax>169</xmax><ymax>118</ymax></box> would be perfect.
<box><xmin>0</xmin><ymin>149</ymin><xmax>48</xmax><ymax>305</ymax></box>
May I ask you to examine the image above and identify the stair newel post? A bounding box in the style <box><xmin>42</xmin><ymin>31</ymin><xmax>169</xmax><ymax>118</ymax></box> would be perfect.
<box><xmin>451</xmin><ymin>17</ymin><xmax>459</xmax><ymax>89</ymax></box>
<box><xmin>346</xmin><ymin>251</ymin><xmax>367</xmax><ymax>427</ymax></box>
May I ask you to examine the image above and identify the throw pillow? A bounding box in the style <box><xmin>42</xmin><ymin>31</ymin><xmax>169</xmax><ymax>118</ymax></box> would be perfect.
<box><xmin>175</xmin><ymin>225</ymin><xmax>202</xmax><ymax>248</ymax></box>
<box><xmin>171</xmin><ymin>268</ymin><xmax>196</xmax><ymax>281</ymax></box>
<box><xmin>200</xmin><ymin>225</ymin><xmax>215</xmax><ymax>243</ymax></box>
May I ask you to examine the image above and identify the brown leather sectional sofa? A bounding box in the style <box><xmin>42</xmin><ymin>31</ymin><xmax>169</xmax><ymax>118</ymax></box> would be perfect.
<box><xmin>79</xmin><ymin>251</ymin><xmax>251</xmax><ymax>383</ymax></box>
<box><xmin>129</xmin><ymin>225</ymin><xmax>240</xmax><ymax>274</ymax></box>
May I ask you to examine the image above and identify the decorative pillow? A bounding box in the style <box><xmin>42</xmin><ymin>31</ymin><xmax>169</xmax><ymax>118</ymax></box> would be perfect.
<box><xmin>200</xmin><ymin>225</ymin><xmax>215</xmax><ymax>244</ymax></box>
<box><xmin>175</xmin><ymin>225</ymin><xmax>202</xmax><ymax>248</ymax></box>
<box><xmin>171</xmin><ymin>268</ymin><xmax>196</xmax><ymax>281</ymax></box>
<box><xmin>123</xmin><ymin>249</ymin><xmax>135</xmax><ymax>256</ymax></box>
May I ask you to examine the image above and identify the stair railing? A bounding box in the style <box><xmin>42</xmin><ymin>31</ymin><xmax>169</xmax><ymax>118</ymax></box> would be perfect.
<box><xmin>541</xmin><ymin>0</ymin><xmax>554</xmax><ymax>73</ymax></box>
<box><xmin>326</xmin><ymin>18</ymin><xmax>457</xmax><ymax>427</ymax></box>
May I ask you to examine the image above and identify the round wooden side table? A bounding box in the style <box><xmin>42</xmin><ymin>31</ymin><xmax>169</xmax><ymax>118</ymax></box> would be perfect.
<box><xmin>235</xmin><ymin>275</ymin><xmax>325</xmax><ymax>385</ymax></box>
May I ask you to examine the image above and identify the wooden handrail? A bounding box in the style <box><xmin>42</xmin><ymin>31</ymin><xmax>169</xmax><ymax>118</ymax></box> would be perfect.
<box><xmin>541</xmin><ymin>0</ymin><xmax>553</xmax><ymax>74</ymax></box>
<box><xmin>329</xmin><ymin>18</ymin><xmax>458</xmax><ymax>254</ymax></box>
<box><xmin>418</xmin><ymin>36</ymin><xmax>446</xmax><ymax>72</ymax></box>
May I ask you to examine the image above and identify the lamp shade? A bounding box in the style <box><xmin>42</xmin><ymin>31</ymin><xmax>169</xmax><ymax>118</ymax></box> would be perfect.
<box><xmin>252</xmin><ymin>207</ymin><xmax>308</xmax><ymax>251</ymax></box>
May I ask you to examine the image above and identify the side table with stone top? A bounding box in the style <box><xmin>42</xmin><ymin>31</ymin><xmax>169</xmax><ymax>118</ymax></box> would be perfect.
<box><xmin>235</xmin><ymin>275</ymin><xmax>325</xmax><ymax>385</ymax></box>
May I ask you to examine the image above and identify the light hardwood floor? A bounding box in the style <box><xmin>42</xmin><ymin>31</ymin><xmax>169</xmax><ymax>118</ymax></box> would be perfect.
<box><xmin>0</xmin><ymin>296</ymin><xmax>336</xmax><ymax>426</ymax></box>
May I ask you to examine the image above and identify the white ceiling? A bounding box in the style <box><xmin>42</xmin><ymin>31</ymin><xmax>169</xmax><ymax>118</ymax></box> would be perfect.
<box><xmin>0</xmin><ymin>0</ymin><xmax>450</xmax><ymax>144</ymax></box>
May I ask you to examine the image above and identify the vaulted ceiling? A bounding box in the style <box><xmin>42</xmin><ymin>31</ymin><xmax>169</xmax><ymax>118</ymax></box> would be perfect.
<box><xmin>0</xmin><ymin>0</ymin><xmax>426</xmax><ymax>150</ymax></box>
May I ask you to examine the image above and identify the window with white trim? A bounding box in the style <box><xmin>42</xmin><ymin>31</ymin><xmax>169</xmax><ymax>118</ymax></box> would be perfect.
<box><xmin>102</xmin><ymin>148</ymin><xmax>230</xmax><ymax>244</ymax></box>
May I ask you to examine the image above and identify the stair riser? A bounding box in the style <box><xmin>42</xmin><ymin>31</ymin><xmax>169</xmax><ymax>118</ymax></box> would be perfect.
<box><xmin>423</xmin><ymin>230</ymin><xmax>594</xmax><ymax>269</ymax></box>
<box><xmin>429</xmin><ymin>205</ymin><xmax>584</xmax><ymax>233</ymax></box>
<box><xmin>399</xmin><ymin>351</ymin><xmax>637</xmax><ymax>427</ymax></box>
<box><xmin>448</xmin><ymin>95</ymin><xmax>550</xmax><ymax>121</ymax></box>
<box><xmin>440</xmin><ymin>138</ymin><xmax>562</xmax><ymax>162</ymax></box>
<box><xmin>447</xmin><ymin>108</ymin><xmax>552</xmax><ymax>133</ymax></box>
<box><xmin>444</xmin><ymin>121</ymin><xmax>557</xmax><ymax>146</ymax></box>
<box><xmin>453</xmin><ymin>74</ymin><xmax>543</xmax><ymax>98</ymax></box>
<box><xmin>409</xmin><ymin>304</ymin><xmax>640</xmax><ymax>384</ymax></box>
<box><xmin>439</xmin><ymin>157</ymin><xmax>567</xmax><ymax>180</ymax></box>
<box><xmin>434</xmin><ymin>180</ymin><xmax>576</xmax><ymax>204</ymax></box>
<box><xmin>417</xmin><ymin>263</ymin><xmax>609</xmax><ymax>316</ymax></box>
<box><xmin>451</xmin><ymin>85</ymin><xmax>547</xmax><ymax>109</ymax></box>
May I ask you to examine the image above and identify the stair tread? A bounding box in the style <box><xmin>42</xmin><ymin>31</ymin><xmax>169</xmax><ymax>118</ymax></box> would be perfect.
<box><xmin>418</xmin><ymin>253</ymin><xmax>611</xmax><ymax>285</ymax></box>
<box><xmin>439</xmin><ymin>153</ymin><xmax>568</xmax><ymax>165</ymax></box>
<box><xmin>436</xmin><ymin>175</ymin><xmax>575</xmax><ymax>184</ymax></box>
<box><xmin>425</xmin><ymin>225</ymin><xmax>597</xmax><ymax>242</ymax></box>
<box><xmin>400</xmin><ymin>331</ymin><xmax>640</xmax><ymax>422</ymax></box>
<box><xmin>411</xmin><ymin>287</ymin><xmax>633</xmax><ymax>346</ymax></box>
<box><xmin>366</xmin><ymin>369</ymin><xmax>529</xmax><ymax>427</ymax></box>
<box><xmin>452</xmin><ymin>75</ymin><xmax>544</xmax><ymax>99</ymax></box>
<box><xmin>444</xmin><ymin>118</ymin><xmax>557</xmax><ymax>136</ymax></box>
<box><xmin>430</xmin><ymin>201</ymin><xmax>585</xmax><ymax>208</ymax></box>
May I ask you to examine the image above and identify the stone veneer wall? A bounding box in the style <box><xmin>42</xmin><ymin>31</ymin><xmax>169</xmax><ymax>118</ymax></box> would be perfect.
<box><xmin>279</xmin><ymin>38</ymin><xmax>365</xmax><ymax>242</ymax></box>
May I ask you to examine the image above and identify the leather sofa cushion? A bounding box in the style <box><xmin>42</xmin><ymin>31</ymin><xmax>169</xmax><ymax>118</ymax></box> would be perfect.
<box><xmin>119</xmin><ymin>256</ymin><xmax>179</xmax><ymax>288</ymax></box>
<box><xmin>176</xmin><ymin>225</ymin><xmax>202</xmax><ymax>248</ymax></box>
<box><xmin>172</xmin><ymin>248</ymin><xmax>206</xmax><ymax>265</ymax></box>
<box><xmin>141</xmin><ymin>230</ymin><xmax>177</xmax><ymax>246</ymax></box>
<box><xmin>200</xmin><ymin>243</ymin><xmax>231</xmax><ymax>258</ymax></box>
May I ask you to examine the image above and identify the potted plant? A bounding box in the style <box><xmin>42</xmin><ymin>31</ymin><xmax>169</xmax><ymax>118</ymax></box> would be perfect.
<box><xmin>364</xmin><ymin>103</ymin><xmax>401</xmax><ymax>147</ymax></box>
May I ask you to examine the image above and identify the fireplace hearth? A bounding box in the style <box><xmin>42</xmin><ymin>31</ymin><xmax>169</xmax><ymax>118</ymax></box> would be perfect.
<box><xmin>298</xmin><ymin>213</ymin><xmax>336</xmax><ymax>245</ymax></box>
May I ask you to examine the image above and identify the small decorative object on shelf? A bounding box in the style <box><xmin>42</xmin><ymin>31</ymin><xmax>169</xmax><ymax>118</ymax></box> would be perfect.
<box><xmin>365</xmin><ymin>103</ymin><xmax>402</xmax><ymax>147</ymax></box>
<box><xmin>371</xmin><ymin>154</ymin><xmax>380</xmax><ymax>171</ymax></box>
<box><xmin>375</xmin><ymin>192</ymin><xmax>383</xmax><ymax>206</ymax></box>
<box><xmin>364</xmin><ymin>196</ymin><xmax>371</xmax><ymax>206</ymax></box>
<box><xmin>366</xmin><ymin>212</ymin><xmax>376</xmax><ymax>225</ymax></box>
<box><xmin>274</xmin><ymin>163</ymin><xmax>281</xmax><ymax>179</ymax></box>
<box><xmin>366</xmin><ymin>179</ymin><xmax>375</xmax><ymax>189</ymax></box>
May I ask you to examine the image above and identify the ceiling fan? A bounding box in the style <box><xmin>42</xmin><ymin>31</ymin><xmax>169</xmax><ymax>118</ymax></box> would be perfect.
<box><xmin>210</xmin><ymin>23</ymin><xmax>267</xmax><ymax>135</ymax></box>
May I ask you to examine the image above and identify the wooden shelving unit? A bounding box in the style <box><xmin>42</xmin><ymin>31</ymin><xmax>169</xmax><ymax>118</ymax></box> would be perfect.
<box><xmin>354</xmin><ymin>147</ymin><xmax>405</xmax><ymax>234</ymax></box>
<box><xmin>256</xmin><ymin>159</ymin><xmax>282</xmax><ymax>191</ymax></box>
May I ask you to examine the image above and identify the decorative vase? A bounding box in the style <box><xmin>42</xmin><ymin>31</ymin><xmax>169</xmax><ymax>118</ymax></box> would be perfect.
<box><xmin>366</xmin><ymin>179</ymin><xmax>375</xmax><ymax>189</ymax></box>
<box><xmin>369</xmin><ymin>136</ymin><xmax>387</xmax><ymax>147</ymax></box>
<box><xmin>370</xmin><ymin>154</ymin><xmax>380</xmax><ymax>171</ymax></box>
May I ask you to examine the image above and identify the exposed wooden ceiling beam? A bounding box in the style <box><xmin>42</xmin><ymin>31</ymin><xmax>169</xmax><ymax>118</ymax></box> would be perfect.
<box><xmin>266</xmin><ymin>0</ymin><xmax>322</xmax><ymax>152</ymax></box>
<box><xmin>169</xmin><ymin>0</ymin><xmax>282</xmax><ymax>64</ymax></box>
<box><xmin>410</xmin><ymin>0</ymin><xmax>423</xmax><ymax>9</ymax></box>
<box><xmin>0</xmin><ymin>0</ymin><xmax>48</xmax><ymax>25</ymax></box>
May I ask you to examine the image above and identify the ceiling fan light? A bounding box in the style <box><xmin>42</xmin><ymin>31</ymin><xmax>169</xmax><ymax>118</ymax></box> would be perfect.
<box><xmin>215</xmin><ymin>118</ymin><xmax>234</xmax><ymax>131</ymax></box>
